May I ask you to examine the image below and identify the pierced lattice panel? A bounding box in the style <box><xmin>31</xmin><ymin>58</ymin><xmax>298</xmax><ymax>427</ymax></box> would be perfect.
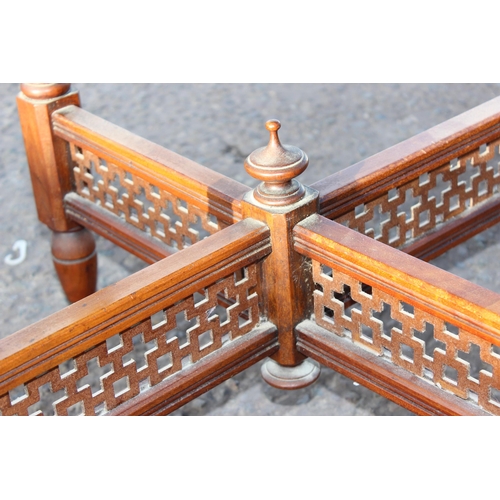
<box><xmin>312</xmin><ymin>260</ymin><xmax>500</xmax><ymax>415</ymax></box>
<box><xmin>335</xmin><ymin>139</ymin><xmax>500</xmax><ymax>247</ymax></box>
<box><xmin>70</xmin><ymin>143</ymin><xmax>229</xmax><ymax>250</ymax></box>
<box><xmin>0</xmin><ymin>264</ymin><xmax>260</xmax><ymax>416</ymax></box>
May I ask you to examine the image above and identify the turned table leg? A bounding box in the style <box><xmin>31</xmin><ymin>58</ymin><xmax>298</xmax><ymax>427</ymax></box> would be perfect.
<box><xmin>17</xmin><ymin>83</ymin><xmax>99</xmax><ymax>303</ymax></box>
<box><xmin>51</xmin><ymin>226</ymin><xmax>97</xmax><ymax>303</ymax></box>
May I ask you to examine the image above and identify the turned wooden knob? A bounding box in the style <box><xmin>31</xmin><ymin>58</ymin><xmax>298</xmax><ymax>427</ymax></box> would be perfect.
<box><xmin>245</xmin><ymin>119</ymin><xmax>309</xmax><ymax>206</ymax></box>
<box><xmin>20</xmin><ymin>83</ymin><xmax>71</xmax><ymax>99</ymax></box>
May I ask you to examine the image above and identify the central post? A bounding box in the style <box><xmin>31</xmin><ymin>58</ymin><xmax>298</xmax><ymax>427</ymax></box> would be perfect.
<box><xmin>242</xmin><ymin>120</ymin><xmax>320</xmax><ymax>389</ymax></box>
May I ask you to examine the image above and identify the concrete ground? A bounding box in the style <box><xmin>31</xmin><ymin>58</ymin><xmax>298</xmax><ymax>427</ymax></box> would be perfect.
<box><xmin>2</xmin><ymin>83</ymin><xmax>500</xmax><ymax>415</ymax></box>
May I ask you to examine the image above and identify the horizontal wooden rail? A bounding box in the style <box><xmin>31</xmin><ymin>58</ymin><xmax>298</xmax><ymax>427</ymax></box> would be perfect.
<box><xmin>0</xmin><ymin>219</ymin><xmax>271</xmax><ymax>398</ymax></box>
<box><xmin>295</xmin><ymin>214</ymin><xmax>500</xmax><ymax>342</ymax></box>
<box><xmin>404</xmin><ymin>194</ymin><xmax>500</xmax><ymax>262</ymax></box>
<box><xmin>52</xmin><ymin>105</ymin><xmax>249</xmax><ymax>225</ymax></box>
<box><xmin>294</xmin><ymin>214</ymin><xmax>500</xmax><ymax>415</ymax></box>
<box><xmin>110</xmin><ymin>323</ymin><xmax>278</xmax><ymax>416</ymax></box>
<box><xmin>312</xmin><ymin>96</ymin><xmax>500</xmax><ymax>219</ymax></box>
<box><xmin>64</xmin><ymin>193</ymin><xmax>173</xmax><ymax>264</ymax></box>
<box><xmin>296</xmin><ymin>320</ymin><xmax>488</xmax><ymax>415</ymax></box>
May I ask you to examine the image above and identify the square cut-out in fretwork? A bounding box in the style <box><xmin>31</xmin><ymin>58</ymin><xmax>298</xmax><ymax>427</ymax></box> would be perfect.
<box><xmin>113</xmin><ymin>376</ymin><xmax>130</xmax><ymax>397</ymax></box>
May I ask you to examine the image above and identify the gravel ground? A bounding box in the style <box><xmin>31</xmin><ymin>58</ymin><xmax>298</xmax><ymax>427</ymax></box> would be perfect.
<box><xmin>2</xmin><ymin>83</ymin><xmax>500</xmax><ymax>416</ymax></box>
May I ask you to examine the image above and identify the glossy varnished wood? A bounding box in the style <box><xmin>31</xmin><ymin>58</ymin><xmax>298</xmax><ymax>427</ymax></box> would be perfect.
<box><xmin>52</xmin><ymin>105</ymin><xmax>249</xmax><ymax>225</ymax></box>
<box><xmin>0</xmin><ymin>219</ymin><xmax>271</xmax><ymax>396</ymax></box>
<box><xmin>294</xmin><ymin>214</ymin><xmax>500</xmax><ymax>343</ymax></box>
<box><xmin>312</xmin><ymin>96</ymin><xmax>500</xmax><ymax>220</ymax></box>
<box><xmin>295</xmin><ymin>321</ymin><xmax>488</xmax><ymax>416</ymax></box>
<box><xmin>17</xmin><ymin>85</ymin><xmax>80</xmax><ymax>232</ymax></box>
<box><xmin>51</xmin><ymin>227</ymin><xmax>97</xmax><ymax>302</ymax></box>
<box><xmin>10</xmin><ymin>84</ymin><xmax>500</xmax><ymax>415</ymax></box>
<box><xmin>242</xmin><ymin>121</ymin><xmax>318</xmax><ymax>370</ymax></box>
<box><xmin>17</xmin><ymin>84</ymin><xmax>98</xmax><ymax>302</ymax></box>
<box><xmin>294</xmin><ymin>214</ymin><xmax>500</xmax><ymax>414</ymax></box>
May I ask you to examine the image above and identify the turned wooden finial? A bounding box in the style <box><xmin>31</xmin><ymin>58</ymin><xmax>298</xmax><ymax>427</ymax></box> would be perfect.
<box><xmin>245</xmin><ymin>119</ymin><xmax>309</xmax><ymax>206</ymax></box>
<box><xmin>20</xmin><ymin>83</ymin><xmax>71</xmax><ymax>99</ymax></box>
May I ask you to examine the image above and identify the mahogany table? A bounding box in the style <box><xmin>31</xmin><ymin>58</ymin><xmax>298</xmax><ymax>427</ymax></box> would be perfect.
<box><xmin>2</xmin><ymin>83</ymin><xmax>500</xmax><ymax>416</ymax></box>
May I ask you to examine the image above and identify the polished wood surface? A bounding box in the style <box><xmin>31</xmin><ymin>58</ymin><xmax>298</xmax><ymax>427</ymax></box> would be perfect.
<box><xmin>17</xmin><ymin>84</ymin><xmax>97</xmax><ymax>301</ymax></box>
<box><xmin>295</xmin><ymin>320</ymin><xmax>488</xmax><ymax>416</ymax></box>
<box><xmin>17</xmin><ymin>84</ymin><xmax>80</xmax><ymax>232</ymax></box>
<box><xmin>51</xmin><ymin>227</ymin><xmax>97</xmax><ymax>302</ymax></box>
<box><xmin>52</xmin><ymin>105</ymin><xmax>248</xmax><ymax>224</ymax></box>
<box><xmin>6</xmin><ymin>84</ymin><xmax>500</xmax><ymax>415</ymax></box>
<box><xmin>0</xmin><ymin>219</ymin><xmax>270</xmax><ymax>396</ymax></box>
<box><xmin>313</xmin><ymin>96</ymin><xmax>500</xmax><ymax>220</ymax></box>
<box><xmin>294</xmin><ymin>214</ymin><xmax>500</xmax><ymax>414</ymax></box>
<box><xmin>294</xmin><ymin>214</ymin><xmax>500</xmax><ymax>339</ymax></box>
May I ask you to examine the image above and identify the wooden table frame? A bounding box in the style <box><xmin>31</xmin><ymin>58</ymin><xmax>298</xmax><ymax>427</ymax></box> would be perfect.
<box><xmin>2</xmin><ymin>83</ymin><xmax>500</xmax><ymax>416</ymax></box>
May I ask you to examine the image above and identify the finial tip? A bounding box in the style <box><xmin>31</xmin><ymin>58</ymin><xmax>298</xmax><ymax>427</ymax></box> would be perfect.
<box><xmin>265</xmin><ymin>119</ymin><xmax>281</xmax><ymax>133</ymax></box>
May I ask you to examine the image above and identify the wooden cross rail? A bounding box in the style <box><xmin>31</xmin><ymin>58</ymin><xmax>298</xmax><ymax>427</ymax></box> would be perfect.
<box><xmin>3</xmin><ymin>83</ymin><xmax>500</xmax><ymax>416</ymax></box>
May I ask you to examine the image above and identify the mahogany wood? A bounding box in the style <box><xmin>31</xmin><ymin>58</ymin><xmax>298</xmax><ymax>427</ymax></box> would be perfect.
<box><xmin>8</xmin><ymin>84</ymin><xmax>500</xmax><ymax>415</ymax></box>
<box><xmin>312</xmin><ymin>96</ymin><xmax>500</xmax><ymax>220</ymax></box>
<box><xmin>296</xmin><ymin>320</ymin><xmax>488</xmax><ymax>416</ymax></box>
<box><xmin>17</xmin><ymin>84</ymin><xmax>80</xmax><ymax>231</ymax></box>
<box><xmin>0</xmin><ymin>219</ymin><xmax>271</xmax><ymax>397</ymax></box>
<box><xmin>242</xmin><ymin>121</ymin><xmax>318</xmax><ymax>371</ymax></box>
<box><xmin>52</xmin><ymin>105</ymin><xmax>248</xmax><ymax>225</ymax></box>
<box><xmin>242</xmin><ymin>193</ymin><xmax>318</xmax><ymax>368</ymax></box>
<box><xmin>404</xmin><ymin>195</ymin><xmax>500</xmax><ymax>262</ymax></box>
<box><xmin>109</xmin><ymin>323</ymin><xmax>278</xmax><ymax>416</ymax></box>
<box><xmin>51</xmin><ymin>227</ymin><xmax>97</xmax><ymax>302</ymax></box>
<box><xmin>17</xmin><ymin>84</ymin><xmax>98</xmax><ymax>302</ymax></box>
<box><xmin>64</xmin><ymin>193</ymin><xmax>172</xmax><ymax>264</ymax></box>
<box><xmin>244</xmin><ymin>119</ymin><xmax>308</xmax><ymax>206</ymax></box>
<box><xmin>294</xmin><ymin>214</ymin><xmax>500</xmax><ymax>414</ymax></box>
<box><xmin>294</xmin><ymin>214</ymin><xmax>500</xmax><ymax>344</ymax></box>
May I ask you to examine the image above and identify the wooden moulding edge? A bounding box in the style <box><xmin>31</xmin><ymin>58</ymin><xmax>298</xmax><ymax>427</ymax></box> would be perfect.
<box><xmin>65</xmin><ymin>193</ymin><xmax>174</xmax><ymax>264</ymax></box>
<box><xmin>314</xmin><ymin>97</ymin><xmax>500</xmax><ymax>218</ymax></box>
<box><xmin>0</xmin><ymin>220</ymin><xmax>271</xmax><ymax>395</ymax></box>
<box><xmin>296</xmin><ymin>320</ymin><xmax>489</xmax><ymax>416</ymax></box>
<box><xmin>293</xmin><ymin>214</ymin><xmax>500</xmax><ymax>345</ymax></box>
<box><xmin>108</xmin><ymin>323</ymin><xmax>278</xmax><ymax>416</ymax></box>
<box><xmin>52</xmin><ymin>106</ymin><xmax>249</xmax><ymax>224</ymax></box>
<box><xmin>402</xmin><ymin>195</ymin><xmax>500</xmax><ymax>261</ymax></box>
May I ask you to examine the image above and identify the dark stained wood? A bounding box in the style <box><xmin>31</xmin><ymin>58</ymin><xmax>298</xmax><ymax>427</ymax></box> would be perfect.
<box><xmin>0</xmin><ymin>219</ymin><xmax>271</xmax><ymax>396</ymax></box>
<box><xmin>313</xmin><ymin>96</ymin><xmax>500</xmax><ymax>220</ymax></box>
<box><xmin>64</xmin><ymin>193</ymin><xmax>173</xmax><ymax>264</ymax></box>
<box><xmin>51</xmin><ymin>227</ymin><xmax>97</xmax><ymax>302</ymax></box>
<box><xmin>109</xmin><ymin>323</ymin><xmax>278</xmax><ymax>416</ymax></box>
<box><xmin>52</xmin><ymin>105</ymin><xmax>249</xmax><ymax>225</ymax></box>
<box><xmin>9</xmin><ymin>84</ymin><xmax>500</xmax><ymax>415</ymax></box>
<box><xmin>296</xmin><ymin>320</ymin><xmax>489</xmax><ymax>416</ymax></box>
<box><xmin>294</xmin><ymin>214</ymin><xmax>500</xmax><ymax>344</ymax></box>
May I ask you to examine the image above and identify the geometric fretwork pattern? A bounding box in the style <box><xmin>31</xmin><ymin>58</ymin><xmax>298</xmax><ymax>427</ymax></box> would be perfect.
<box><xmin>0</xmin><ymin>264</ymin><xmax>259</xmax><ymax>416</ymax></box>
<box><xmin>312</xmin><ymin>260</ymin><xmax>500</xmax><ymax>415</ymax></box>
<box><xmin>70</xmin><ymin>143</ymin><xmax>229</xmax><ymax>251</ymax></box>
<box><xmin>335</xmin><ymin>139</ymin><xmax>500</xmax><ymax>248</ymax></box>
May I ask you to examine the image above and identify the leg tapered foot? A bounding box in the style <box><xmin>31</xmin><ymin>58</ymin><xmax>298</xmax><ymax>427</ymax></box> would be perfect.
<box><xmin>51</xmin><ymin>226</ymin><xmax>97</xmax><ymax>303</ymax></box>
<box><xmin>261</xmin><ymin>358</ymin><xmax>320</xmax><ymax>390</ymax></box>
